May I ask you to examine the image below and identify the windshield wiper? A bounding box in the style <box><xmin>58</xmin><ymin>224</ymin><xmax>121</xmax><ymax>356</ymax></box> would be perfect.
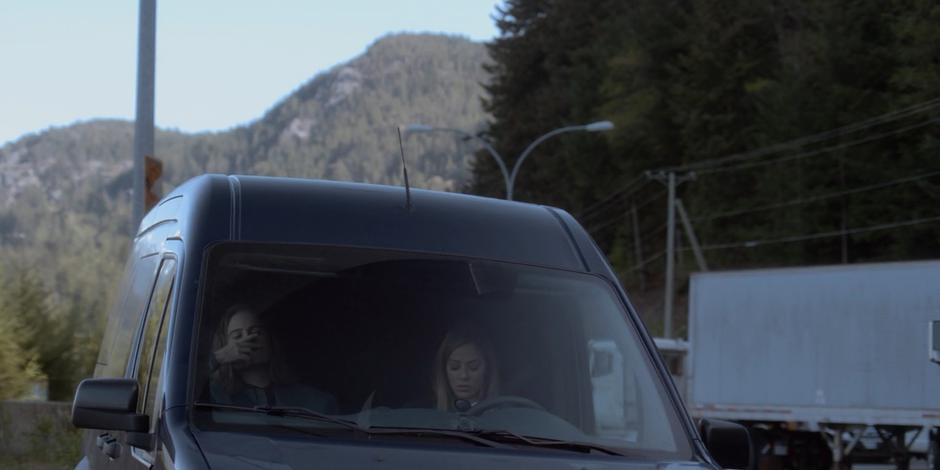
<box><xmin>471</xmin><ymin>429</ymin><xmax>628</xmax><ymax>456</ymax></box>
<box><xmin>364</xmin><ymin>427</ymin><xmax>511</xmax><ymax>449</ymax></box>
<box><xmin>192</xmin><ymin>402</ymin><xmax>362</xmax><ymax>432</ymax></box>
<box><xmin>193</xmin><ymin>403</ymin><xmax>507</xmax><ymax>449</ymax></box>
<box><xmin>194</xmin><ymin>403</ymin><xmax>618</xmax><ymax>454</ymax></box>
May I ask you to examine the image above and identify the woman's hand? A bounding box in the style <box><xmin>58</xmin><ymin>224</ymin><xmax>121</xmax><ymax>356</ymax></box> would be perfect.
<box><xmin>213</xmin><ymin>336</ymin><xmax>260</xmax><ymax>366</ymax></box>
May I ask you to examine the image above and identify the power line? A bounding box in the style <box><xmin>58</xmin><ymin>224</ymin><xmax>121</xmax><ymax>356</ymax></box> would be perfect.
<box><xmin>589</xmin><ymin>214</ymin><xmax>666</xmax><ymax>271</ymax></box>
<box><xmin>579</xmin><ymin>99</ymin><xmax>940</xmax><ymax>282</ymax></box>
<box><xmin>692</xmin><ymin>215</ymin><xmax>940</xmax><ymax>252</ymax></box>
<box><xmin>578</xmin><ymin>175</ymin><xmax>648</xmax><ymax>220</ymax></box>
<box><xmin>695</xmin><ymin>116</ymin><xmax>940</xmax><ymax>176</ymax></box>
<box><xmin>634</xmin><ymin>187</ymin><xmax>668</xmax><ymax>213</ymax></box>
<box><xmin>625</xmin><ymin>250</ymin><xmax>666</xmax><ymax>273</ymax></box>
<box><xmin>597</xmin><ymin>119</ymin><xmax>939</xmax><ymax>258</ymax></box>
<box><xmin>691</xmin><ymin>169</ymin><xmax>940</xmax><ymax>222</ymax></box>
<box><xmin>658</xmin><ymin>96</ymin><xmax>940</xmax><ymax>173</ymax></box>
<box><xmin>576</xmin><ymin>175</ymin><xmax>649</xmax><ymax>222</ymax></box>
<box><xmin>579</xmin><ymin>97</ymin><xmax>940</xmax><ymax>228</ymax></box>
<box><xmin>613</xmin><ymin>175</ymin><xmax>940</xmax><ymax>274</ymax></box>
<box><xmin>585</xmin><ymin>188</ymin><xmax>667</xmax><ymax>234</ymax></box>
<box><xmin>622</xmin><ymin>213</ymin><xmax>940</xmax><ymax>272</ymax></box>
<box><xmin>640</xmin><ymin>222</ymin><xmax>667</xmax><ymax>244</ymax></box>
<box><xmin>582</xmin><ymin>171</ymin><xmax>695</xmax><ymax>227</ymax></box>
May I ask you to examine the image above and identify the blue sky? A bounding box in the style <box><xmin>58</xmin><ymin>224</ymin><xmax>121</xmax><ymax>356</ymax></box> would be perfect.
<box><xmin>0</xmin><ymin>1</ymin><xmax>501</xmax><ymax>145</ymax></box>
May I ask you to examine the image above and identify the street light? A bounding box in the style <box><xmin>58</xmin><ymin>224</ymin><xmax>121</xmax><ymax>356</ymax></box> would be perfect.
<box><xmin>404</xmin><ymin>120</ymin><xmax>614</xmax><ymax>200</ymax></box>
<box><xmin>584</xmin><ymin>121</ymin><xmax>615</xmax><ymax>132</ymax></box>
<box><xmin>506</xmin><ymin>120</ymin><xmax>614</xmax><ymax>200</ymax></box>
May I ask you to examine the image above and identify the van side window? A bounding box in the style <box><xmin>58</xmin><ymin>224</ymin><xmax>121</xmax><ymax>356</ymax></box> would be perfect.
<box><xmin>136</xmin><ymin>258</ymin><xmax>177</xmax><ymax>418</ymax></box>
<box><xmin>94</xmin><ymin>256</ymin><xmax>136</xmax><ymax>370</ymax></box>
<box><xmin>100</xmin><ymin>255</ymin><xmax>160</xmax><ymax>378</ymax></box>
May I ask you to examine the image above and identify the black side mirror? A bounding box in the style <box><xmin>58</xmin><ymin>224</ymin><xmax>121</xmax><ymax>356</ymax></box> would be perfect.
<box><xmin>72</xmin><ymin>378</ymin><xmax>149</xmax><ymax>433</ymax></box>
<box><xmin>699</xmin><ymin>418</ymin><xmax>752</xmax><ymax>469</ymax></box>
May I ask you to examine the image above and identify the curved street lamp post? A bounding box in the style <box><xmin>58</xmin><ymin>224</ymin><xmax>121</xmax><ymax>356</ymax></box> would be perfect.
<box><xmin>403</xmin><ymin>121</ymin><xmax>614</xmax><ymax>201</ymax></box>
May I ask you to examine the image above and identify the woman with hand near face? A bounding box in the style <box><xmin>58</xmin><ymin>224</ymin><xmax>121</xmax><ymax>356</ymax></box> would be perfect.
<box><xmin>210</xmin><ymin>304</ymin><xmax>337</xmax><ymax>413</ymax></box>
<box><xmin>432</xmin><ymin>327</ymin><xmax>499</xmax><ymax>411</ymax></box>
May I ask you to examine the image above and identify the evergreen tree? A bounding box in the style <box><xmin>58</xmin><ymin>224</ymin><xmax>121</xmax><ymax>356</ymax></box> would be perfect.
<box><xmin>0</xmin><ymin>311</ymin><xmax>41</xmax><ymax>400</ymax></box>
<box><xmin>472</xmin><ymin>0</ymin><xmax>622</xmax><ymax>208</ymax></box>
<box><xmin>0</xmin><ymin>269</ymin><xmax>89</xmax><ymax>400</ymax></box>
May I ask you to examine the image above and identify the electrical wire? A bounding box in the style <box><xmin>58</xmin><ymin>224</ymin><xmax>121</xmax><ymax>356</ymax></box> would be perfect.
<box><xmin>585</xmin><ymin>188</ymin><xmax>667</xmax><ymax>234</ymax></box>
<box><xmin>690</xmin><ymin>169</ymin><xmax>940</xmax><ymax>222</ymax></box>
<box><xmin>657</xmin><ymin>97</ymin><xmax>940</xmax><ymax>173</ymax></box>
<box><xmin>578</xmin><ymin>97</ymin><xmax>940</xmax><ymax>229</ymax></box>
<box><xmin>639</xmin><ymin>222</ymin><xmax>668</xmax><ymax>244</ymax></box>
<box><xmin>612</xmin><ymin>175</ymin><xmax>939</xmax><ymax>272</ymax></box>
<box><xmin>576</xmin><ymin>175</ymin><xmax>649</xmax><ymax>222</ymax></box>
<box><xmin>587</xmin><ymin>98</ymin><xmax>940</xmax><ymax>280</ymax></box>
<box><xmin>625</xmin><ymin>250</ymin><xmax>667</xmax><ymax>273</ymax></box>
<box><xmin>690</xmin><ymin>215</ymin><xmax>940</xmax><ymax>252</ymax></box>
<box><xmin>692</xmin><ymin>116</ymin><xmax>940</xmax><ymax>176</ymax></box>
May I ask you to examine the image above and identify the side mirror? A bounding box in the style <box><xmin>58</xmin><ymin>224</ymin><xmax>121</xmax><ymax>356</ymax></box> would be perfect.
<box><xmin>72</xmin><ymin>378</ymin><xmax>149</xmax><ymax>432</ymax></box>
<box><xmin>588</xmin><ymin>339</ymin><xmax>618</xmax><ymax>377</ymax></box>
<box><xmin>699</xmin><ymin>418</ymin><xmax>751</xmax><ymax>469</ymax></box>
<box><xmin>930</xmin><ymin>321</ymin><xmax>940</xmax><ymax>364</ymax></box>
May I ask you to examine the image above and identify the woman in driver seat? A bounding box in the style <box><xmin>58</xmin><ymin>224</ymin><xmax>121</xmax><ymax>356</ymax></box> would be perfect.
<box><xmin>433</xmin><ymin>327</ymin><xmax>500</xmax><ymax>411</ymax></box>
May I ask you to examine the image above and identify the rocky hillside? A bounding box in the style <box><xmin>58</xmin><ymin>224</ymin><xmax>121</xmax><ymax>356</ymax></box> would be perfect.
<box><xmin>1</xmin><ymin>34</ymin><xmax>488</xmax><ymax>214</ymax></box>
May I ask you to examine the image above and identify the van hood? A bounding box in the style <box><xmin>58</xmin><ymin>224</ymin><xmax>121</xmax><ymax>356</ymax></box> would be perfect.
<box><xmin>194</xmin><ymin>430</ymin><xmax>711</xmax><ymax>470</ymax></box>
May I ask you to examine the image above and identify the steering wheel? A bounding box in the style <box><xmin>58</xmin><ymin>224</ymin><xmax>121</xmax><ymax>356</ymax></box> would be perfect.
<box><xmin>465</xmin><ymin>396</ymin><xmax>545</xmax><ymax>416</ymax></box>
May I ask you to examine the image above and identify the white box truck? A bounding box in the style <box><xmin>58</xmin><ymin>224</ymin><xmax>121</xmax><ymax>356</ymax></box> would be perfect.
<box><xmin>657</xmin><ymin>260</ymin><xmax>940</xmax><ymax>469</ymax></box>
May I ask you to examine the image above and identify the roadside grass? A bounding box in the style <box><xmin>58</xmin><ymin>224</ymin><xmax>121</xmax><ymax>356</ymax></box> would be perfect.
<box><xmin>0</xmin><ymin>413</ymin><xmax>81</xmax><ymax>470</ymax></box>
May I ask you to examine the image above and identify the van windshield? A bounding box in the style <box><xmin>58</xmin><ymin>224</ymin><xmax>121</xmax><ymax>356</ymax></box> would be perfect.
<box><xmin>192</xmin><ymin>242</ymin><xmax>691</xmax><ymax>459</ymax></box>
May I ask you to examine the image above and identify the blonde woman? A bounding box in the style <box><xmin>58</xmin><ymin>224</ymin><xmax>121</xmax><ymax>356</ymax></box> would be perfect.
<box><xmin>432</xmin><ymin>327</ymin><xmax>500</xmax><ymax>411</ymax></box>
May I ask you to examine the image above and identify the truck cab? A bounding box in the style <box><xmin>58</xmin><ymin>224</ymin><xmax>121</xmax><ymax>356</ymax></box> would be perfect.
<box><xmin>71</xmin><ymin>175</ymin><xmax>748</xmax><ymax>469</ymax></box>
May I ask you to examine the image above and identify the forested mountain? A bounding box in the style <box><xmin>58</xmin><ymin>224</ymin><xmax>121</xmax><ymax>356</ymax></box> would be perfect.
<box><xmin>0</xmin><ymin>33</ymin><xmax>489</xmax><ymax>399</ymax></box>
<box><xmin>2</xmin><ymin>33</ymin><xmax>487</xmax><ymax>212</ymax></box>
<box><xmin>472</xmin><ymin>0</ymin><xmax>940</xmax><ymax>333</ymax></box>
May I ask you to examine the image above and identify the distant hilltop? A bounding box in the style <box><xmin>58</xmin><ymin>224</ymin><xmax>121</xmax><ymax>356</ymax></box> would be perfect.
<box><xmin>0</xmin><ymin>33</ymin><xmax>490</xmax><ymax>214</ymax></box>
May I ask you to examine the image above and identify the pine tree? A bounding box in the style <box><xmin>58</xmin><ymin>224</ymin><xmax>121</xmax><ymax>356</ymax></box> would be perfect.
<box><xmin>0</xmin><ymin>272</ymin><xmax>43</xmax><ymax>400</ymax></box>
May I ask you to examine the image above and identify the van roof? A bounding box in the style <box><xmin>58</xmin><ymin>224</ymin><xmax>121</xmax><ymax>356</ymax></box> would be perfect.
<box><xmin>139</xmin><ymin>174</ymin><xmax>588</xmax><ymax>271</ymax></box>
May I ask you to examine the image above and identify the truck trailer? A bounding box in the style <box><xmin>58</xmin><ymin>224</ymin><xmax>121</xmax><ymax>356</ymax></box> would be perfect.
<box><xmin>657</xmin><ymin>260</ymin><xmax>940</xmax><ymax>469</ymax></box>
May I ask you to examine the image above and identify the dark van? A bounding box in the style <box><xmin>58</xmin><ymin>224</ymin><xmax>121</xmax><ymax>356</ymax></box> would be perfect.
<box><xmin>71</xmin><ymin>174</ymin><xmax>749</xmax><ymax>469</ymax></box>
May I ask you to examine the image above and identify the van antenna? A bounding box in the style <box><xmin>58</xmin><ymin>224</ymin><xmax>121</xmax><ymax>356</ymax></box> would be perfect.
<box><xmin>397</xmin><ymin>126</ymin><xmax>413</xmax><ymax>210</ymax></box>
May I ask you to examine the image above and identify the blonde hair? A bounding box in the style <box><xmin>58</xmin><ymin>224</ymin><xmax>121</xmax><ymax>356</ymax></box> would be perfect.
<box><xmin>432</xmin><ymin>327</ymin><xmax>499</xmax><ymax>410</ymax></box>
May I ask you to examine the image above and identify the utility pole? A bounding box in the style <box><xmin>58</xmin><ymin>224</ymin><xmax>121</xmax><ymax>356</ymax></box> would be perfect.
<box><xmin>664</xmin><ymin>172</ymin><xmax>676</xmax><ymax>338</ymax></box>
<box><xmin>648</xmin><ymin>171</ymin><xmax>695</xmax><ymax>338</ymax></box>
<box><xmin>133</xmin><ymin>0</ymin><xmax>157</xmax><ymax>232</ymax></box>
